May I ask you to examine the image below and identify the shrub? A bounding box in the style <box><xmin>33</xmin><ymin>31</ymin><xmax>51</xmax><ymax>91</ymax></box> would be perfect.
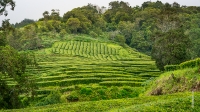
<box><xmin>165</xmin><ymin>58</ymin><xmax>200</xmax><ymax>71</ymax></box>
<box><xmin>99</xmin><ymin>81</ymin><xmax>142</xmax><ymax>87</ymax></box>
<box><xmin>180</xmin><ymin>58</ymin><xmax>200</xmax><ymax>69</ymax></box>
<box><xmin>164</xmin><ymin>65</ymin><xmax>180</xmax><ymax>71</ymax></box>
<box><xmin>97</xmin><ymin>89</ymin><xmax>106</xmax><ymax>96</ymax></box>
<box><xmin>67</xmin><ymin>92</ymin><xmax>79</xmax><ymax>102</ymax></box>
<box><xmin>80</xmin><ymin>87</ymin><xmax>93</xmax><ymax>95</ymax></box>
<box><xmin>21</xmin><ymin>97</ymin><xmax>29</xmax><ymax>108</ymax></box>
<box><xmin>36</xmin><ymin>90</ymin><xmax>61</xmax><ymax>106</ymax></box>
<box><xmin>89</xmin><ymin>31</ymin><xmax>98</xmax><ymax>38</ymax></box>
<box><xmin>196</xmin><ymin>58</ymin><xmax>200</xmax><ymax>66</ymax></box>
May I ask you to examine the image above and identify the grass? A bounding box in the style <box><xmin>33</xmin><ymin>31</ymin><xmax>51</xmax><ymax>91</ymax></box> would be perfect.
<box><xmin>145</xmin><ymin>67</ymin><xmax>200</xmax><ymax>95</ymax></box>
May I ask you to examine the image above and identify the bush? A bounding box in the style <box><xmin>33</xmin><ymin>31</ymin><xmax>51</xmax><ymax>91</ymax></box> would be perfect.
<box><xmin>164</xmin><ymin>65</ymin><xmax>180</xmax><ymax>71</ymax></box>
<box><xmin>122</xmin><ymin>87</ymin><xmax>143</xmax><ymax>98</ymax></box>
<box><xmin>196</xmin><ymin>58</ymin><xmax>200</xmax><ymax>66</ymax></box>
<box><xmin>67</xmin><ymin>92</ymin><xmax>79</xmax><ymax>102</ymax></box>
<box><xmin>89</xmin><ymin>31</ymin><xmax>98</xmax><ymax>38</ymax></box>
<box><xmin>99</xmin><ymin>81</ymin><xmax>142</xmax><ymax>87</ymax></box>
<box><xmin>80</xmin><ymin>87</ymin><xmax>93</xmax><ymax>95</ymax></box>
<box><xmin>165</xmin><ymin>58</ymin><xmax>200</xmax><ymax>71</ymax></box>
<box><xmin>97</xmin><ymin>89</ymin><xmax>106</xmax><ymax>96</ymax></box>
<box><xmin>36</xmin><ymin>90</ymin><xmax>61</xmax><ymax>106</ymax></box>
<box><xmin>21</xmin><ymin>97</ymin><xmax>29</xmax><ymax>108</ymax></box>
<box><xmin>180</xmin><ymin>58</ymin><xmax>200</xmax><ymax>69</ymax></box>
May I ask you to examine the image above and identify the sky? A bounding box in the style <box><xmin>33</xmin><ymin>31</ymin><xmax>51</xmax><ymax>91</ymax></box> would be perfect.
<box><xmin>0</xmin><ymin>0</ymin><xmax>200</xmax><ymax>25</ymax></box>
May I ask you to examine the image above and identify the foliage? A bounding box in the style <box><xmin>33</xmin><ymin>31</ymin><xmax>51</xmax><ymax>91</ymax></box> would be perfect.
<box><xmin>0</xmin><ymin>0</ymin><xmax>15</xmax><ymax>16</ymax></box>
<box><xmin>66</xmin><ymin>86</ymin><xmax>143</xmax><ymax>102</ymax></box>
<box><xmin>7</xmin><ymin>1</ymin><xmax>200</xmax><ymax>63</ymax></box>
<box><xmin>118</xmin><ymin>21</ymin><xmax>135</xmax><ymax>45</ymax></box>
<box><xmin>66</xmin><ymin>92</ymin><xmax>79</xmax><ymax>102</ymax></box>
<box><xmin>145</xmin><ymin>67</ymin><xmax>200</xmax><ymax>95</ymax></box>
<box><xmin>89</xmin><ymin>31</ymin><xmax>98</xmax><ymax>38</ymax></box>
<box><xmin>3</xmin><ymin>0</ymin><xmax>200</xmax><ymax>110</ymax></box>
<box><xmin>152</xmin><ymin>28</ymin><xmax>191</xmax><ymax>71</ymax></box>
<box><xmin>0</xmin><ymin>46</ymin><xmax>37</xmax><ymax>109</ymax></box>
<box><xmin>36</xmin><ymin>90</ymin><xmax>61</xmax><ymax>106</ymax></box>
<box><xmin>103</xmin><ymin>1</ymin><xmax>132</xmax><ymax>24</ymax></box>
<box><xmin>66</xmin><ymin>18</ymin><xmax>81</xmax><ymax>34</ymax></box>
<box><xmin>13</xmin><ymin>19</ymin><xmax>35</xmax><ymax>28</ymax></box>
<box><xmin>25</xmin><ymin>37</ymin><xmax>159</xmax><ymax>107</ymax></box>
<box><xmin>180</xmin><ymin>58</ymin><xmax>200</xmax><ymax>69</ymax></box>
<box><xmin>39</xmin><ymin>9</ymin><xmax>60</xmax><ymax>21</ymax></box>
<box><xmin>164</xmin><ymin>65</ymin><xmax>180</xmax><ymax>71</ymax></box>
<box><xmin>4</xmin><ymin>92</ymin><xmax>200</xmax><ymax>112</ymax></box>
<box><xmin>50</xmin><ymin>41</ymin><xmax>137</xmax><ymax>60</ymax></box>
<box><xmin>164</xmin><ymin>58</ymin><xmax>200</xmax><ymax>71</ymax></box>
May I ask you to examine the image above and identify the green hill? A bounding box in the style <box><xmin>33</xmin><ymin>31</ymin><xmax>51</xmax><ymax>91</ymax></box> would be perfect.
<box><xmin>0</xmin><ymin>35</ymin><xmax>160</xmax><ymax>106</ymax></box>
<box><xmin>4</xmin><ymin>35</ymin><xmax>200</xmax><ymax>111</ymax></box>
<box><xmin>28</xmin><ymin>38</ymin><xmax>160</xmax><ymax>101</ymax></box>
<box><xmin>5</xmin><ymin>57</ymin><xmax>199</xmax><ymax>112</ymax></box>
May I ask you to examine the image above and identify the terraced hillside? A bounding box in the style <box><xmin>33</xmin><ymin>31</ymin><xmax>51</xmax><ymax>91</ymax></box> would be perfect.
<box><xmin>5</xmin><ymin>92</ymin><xmax>200</xmax><ymax>112</ymax></box>
<box><xmin>23</xmin><ymin>40</ymin><xmax>160</xmax><ymax>99</ymax></box>
<box><xmin>51</xmin><ymin>41</ymin><xmax>133</xmax><ymax>60</ymax></box>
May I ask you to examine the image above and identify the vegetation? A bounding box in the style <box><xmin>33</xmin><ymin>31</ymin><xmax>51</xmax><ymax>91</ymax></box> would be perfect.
<box><xmin>164</xmin><ymin>58</ymin><xmax>200</xmax><ymax>71</ymax></box>
<box><xmin>145</xmin><ymin>67</ymin><xmax>200</xmax><ymax>95</ymax></box>
<box><xmin>3</xmin><ymin>92</ymin><xmax>200</xmax><ymax>112</ymax></box>
<box><xmin>0</xmin><ymin>1</ymin><xmax>37</xmax><ymax>109</ymax></box>
<box><xmin>29</xmin><ymin>38</ymin><xmax>159</xmax><ymax>104</ymax></box>
<box><xmin>3</xmin><ymin>1</ymin><xmax>200</xmax><ymax>70</ymax></box>
<box><xmin>13</xmin><ymin>19</ymin><xmax>35</xmax><ymax>28</ymax></box>
<box><xmin>1</xmin><ymin>0</ymin><xmax>200</xmax><ymax>111</ymax></box>
<box><xmin>0</xmin><ymin>0</ymin><xmax>15</xmax><ymax>16</ymax></box>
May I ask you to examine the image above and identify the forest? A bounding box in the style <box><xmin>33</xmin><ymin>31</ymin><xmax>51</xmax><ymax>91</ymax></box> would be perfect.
<box><xmin>1</xmin><ymin>0</ymin><xmax>200</xmax><ymax>111</ymax></box>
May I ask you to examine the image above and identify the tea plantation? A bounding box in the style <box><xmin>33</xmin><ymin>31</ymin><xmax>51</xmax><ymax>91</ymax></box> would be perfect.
<box><xmin>29</xmin><ymin>40</ymin><xmax>160</xmax><ymax>99</ymax></box>
<box><xmin>2</xmin><ymin>38</ymin><xmax>162</xmax><ymax>111</ymax></box>
<box><xmin>4</xmin><ymin>92</ymin><xmax>200</xmax><ymax>112</ymax></box>
<box><xmin>2</xmin><ymin>37</ymin><xmax>200</xmax><ymax>111</ymax></box>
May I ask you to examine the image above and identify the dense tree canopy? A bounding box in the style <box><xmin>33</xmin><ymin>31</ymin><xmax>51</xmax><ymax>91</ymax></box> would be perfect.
<box><xmin>13</xmin><ymin>19</ymin><xmax>35</xmax><ymax>28</ymax></box>
<box><xmin>152</xmin><ymin>28</ymin><xmax>191</xmax><ymax>70</ymax></box>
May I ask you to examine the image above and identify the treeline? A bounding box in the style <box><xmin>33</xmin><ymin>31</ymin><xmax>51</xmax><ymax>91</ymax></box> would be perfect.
<box><xmin>13</xmin><ymin>18</ymin><xmax>35</xmax><ymax>28</ymax></box>
<box><xmin>4</xmin><ymin>1</ymin><xmax>200</xmax><ymax>70</ymax></box>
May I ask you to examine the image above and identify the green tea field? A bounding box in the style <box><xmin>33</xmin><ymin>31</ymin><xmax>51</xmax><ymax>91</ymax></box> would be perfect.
<box><xmin>25</xmin><ymin>40</ymin><xmax>160</xmax><ymax>100</ymax></box>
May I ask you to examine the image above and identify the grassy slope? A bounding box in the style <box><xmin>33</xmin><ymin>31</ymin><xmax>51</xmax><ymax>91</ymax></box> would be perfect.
<box><xmin>145</xmin><ymin>67</ymin><xmax>200</xmax><ymax>95</ymax></box>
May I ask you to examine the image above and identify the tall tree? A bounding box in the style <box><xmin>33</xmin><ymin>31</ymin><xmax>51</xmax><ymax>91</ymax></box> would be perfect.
<box><xmin>66</xmin><ymin>18</ymin><xmax>80</xmax><ymax>34</ymax></box>
<box><xmin>43</xmin><ymin>11</ymin><xmax>49</xmax><ymax>20</ymax></box>
<box><xmin>103</xmin><ymin>1</ymin><xmax>132</xmax><ymax>24</ymax></box>
<box><xmin>0</xmin><ymin>0</ymin><xmax>15</xmax><ymax>16</ymax></box>
<box><xmin>0</xmin><ymin>1</ymin><xmax>37</xmax><ymax>109</ymax></box>
<box><xmin>152</xmin><ymin>28</ymin><xmax>191</xmax><ymax>70</ymax></box>
<box><xmin>63</xmin><ymin>7</ymin><xmax>92</xmax><ymax>33</ymax></box>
